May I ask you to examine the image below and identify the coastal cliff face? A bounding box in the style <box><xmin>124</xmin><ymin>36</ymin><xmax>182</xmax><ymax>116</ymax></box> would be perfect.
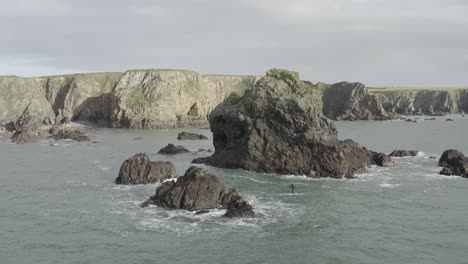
<box><xmin>372</xmin><ymin>90</ymin><xmax>468</xmax><ymax>115</ymax></box>
<box><xmin>2</xmin><ymin>69</ymin><xmax>467</xmax><ymax>132</ymax></box>
<box><xmin>110</xmin><ymin>70</ymin><xmax>258</xmax><ymax>128</ymax></box>
<box><xmin>322</xmin><ymin>82</ymin><xmax>398</xmax><ymax>120</ymax></box>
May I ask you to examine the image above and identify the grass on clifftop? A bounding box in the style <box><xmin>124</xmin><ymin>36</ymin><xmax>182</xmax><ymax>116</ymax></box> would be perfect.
<box><xmin>368</xmin><ymin>87</ymin><xmax>467</xmax><ymax>92</ymax></box>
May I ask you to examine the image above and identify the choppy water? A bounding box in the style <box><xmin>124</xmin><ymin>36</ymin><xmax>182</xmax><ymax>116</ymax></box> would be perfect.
<box><xmin>1</xmin><ymin>116</ymin><xmax>467</xmax><ymax>264</ymax></box>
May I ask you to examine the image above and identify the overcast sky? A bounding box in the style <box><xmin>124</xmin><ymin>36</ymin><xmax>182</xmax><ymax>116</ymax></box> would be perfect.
<box><xmin>1</xmin><ymin>0</ymin><xmax>467</xmax><ymax>86</ymax></box>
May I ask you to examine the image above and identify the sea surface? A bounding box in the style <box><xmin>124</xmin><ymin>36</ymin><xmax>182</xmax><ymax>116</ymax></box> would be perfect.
<box><xmin>1</xmin><ymin>116</ymin><xmax>467</xmax><ymax>264</ymax></box>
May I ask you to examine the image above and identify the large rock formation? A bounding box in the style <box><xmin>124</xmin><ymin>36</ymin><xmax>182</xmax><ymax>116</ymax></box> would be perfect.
<box><xmin>142</xmin><ymin>166</ymin><xmax>254</xmax><ymax>217</ymax></box>
<box><xmin>438</xmin><ymin>150</ymin><xmax>468</xmax><ymax>177</ymax></box>
<box><xmin>322</xmin><ymin>82</ymin><xmax>398</xmax><ymax>120</ymax></box>
<box><xmin>372</xmin><ymin>89</ymin><xmax>468</xmax><ymax>115</ymax></box>
<box><xmin>193</xmin><ymin>69</ymin><xmax>374</xmax><ymax>178</ymax></box>
<box><xmin>110</xmin><ymin>70</ymin><xmax>259</xmax><ymax>128</ymax></box>
<box><xmin>116</xmin><ymin>153</ymin><xmax>176</xmax><ymax>184</ymax></box>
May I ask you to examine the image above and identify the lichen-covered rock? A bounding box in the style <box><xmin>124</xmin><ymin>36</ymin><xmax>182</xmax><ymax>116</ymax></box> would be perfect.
<box><xmin>142</xmin><ymin>166</ymin><xmax>253</xmax><ymax>217</ymax></box>
<box><xmin>158</xmin><ymin>144</ymin><xmax>190</xmax><ymax>154</ymax></box>
<box><xmin>110</xmin><ymin>70</ymin><xmax>259</xmax><ymax>128</ymax></box>
<box><xmin>193</xmin><ymin>69</ymin><xmax>372</xmax><ymax>178</ymax></box>
<box><xmin>438</xmin><ymin>149</ymin><xmax>468</xmax><ymax>176</ymax></box>
<box><xmin>116</xmin><ymin>153</ymin><xmax>176</xmax><ymax>184</ymax></box>
<box><xmin>389</xmin><ymin>150</ymin><xmax>419</xmax><ymax>157</ymax></box>
<box><xmin>322</xmin><ymin>82</ymin><xmax>398</xmax><ymax>120</ymax></box>
<box><xmin>0</xmin><ymin>77</ymin><xmax>55</xmax><ymax>131</ymax></box>
<box><xmin>177</xmin><ymin>132</ymin><xmax>208</xmax><ymax>140</ymax></box>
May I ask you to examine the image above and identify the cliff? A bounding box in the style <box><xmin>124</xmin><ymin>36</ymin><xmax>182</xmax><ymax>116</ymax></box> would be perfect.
<box><xmin>110</xmin><ymin>70</ymin><xmax>259</xmax><ymax>128</ymax></box>
<box><xmin>2</xmin><ymin>69</ymin><xmax>466</xmax><ymax>132</ymax></box>
<box><xmin>371</xmin><ymin>89</ymin><xmax>468</xmax><ymax>115</ymax></box>
<box><xmin>322</xmin><ymin>82</ymin><xmax>398</xmax><ymax>120</ymax></box>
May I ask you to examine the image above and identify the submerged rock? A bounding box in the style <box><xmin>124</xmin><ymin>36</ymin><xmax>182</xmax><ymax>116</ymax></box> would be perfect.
<box><xmin>177</xmin><ymin>132</ymin><xmax>208</xmax><ymax>140</ymax></box>
<box><xmin>389</xmin><ymin>150</ymin><xmax>419</xmax><ymax>157</ymax></box>
<box><xmin>142</xmin><ymin>166</ymin><xmax>254</xmax><ymax>217</ymax></box>
<box><xmin>115</xmin><ymin>153</ymin><xmax>176</xmax><ymax>184</ymax></box>
<box><xmin>193</xmin><ymin>69</ymin><xmax>374</xmax><ymax>178</ymax></box>
<box><xmin>438</xmin><ymin>149</ymin><xmax>468</xmax><ymax>177</ymax></box>
<box><xmin>50</xmin><ymin>128</ymin><xmax>90</xmax><ymax>142</ymax></box>
<box><xmin>158</xmin><ymin>144</ymin><xmax>190</xmax><ymax>154</ymax></box>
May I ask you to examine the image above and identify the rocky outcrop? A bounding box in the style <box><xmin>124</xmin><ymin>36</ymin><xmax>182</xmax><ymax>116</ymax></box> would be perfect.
<box><xmin>438</xmin><ymin>150</ymin><xmax>468</xmax><ymax>177</ymax></box>
<box><xmin>372</xmin><ymin>89</ymin><xmax>468</xmax><ymax>115</ymax></box>
<box><xmin>322</xmin><ymin>82</ymin><xmax>398</xmax><ymax>120</ymax></box>
<box><xmin>116</xmin><ymin>153</ymin><xmax>176</xmax><ymax>184</ymax></box>
<box><xmin>49</xmin><ymin>127</ymin><xmax>91</xmax><ymax>142</ymax></box>
<box><xmin>158</xmin><ymin>144</ymin><xmax>190</xmax><ymax>154</ymax></box>
<box><xmin>177</xmin><ymin>132</ymin><xmax>208</xmax><ymax>140</ymax></box>
<box><xmin>193</xmin><ymin>69</ymin><xmax>375</xmax><ymax>178</ymax></box>
<box><xmin>389</xmin><ymin>150</ymin><xmax>419</xmax><ymax>157</ymax></box>
<box><xmin>142</xmin><ymin>166</ymin><xmax>254</xmax><ymax>217</ymax></box>
<box><xmin>10</xmin><ymin>131</ymin><xmax>43</xmax><ymax>144</ymax></box>
<box><xmin>110</xmin><ymin>70</ymin><xmax>259</xmax><ymax>128</ymax></box>
<box><xmin>368</xmin><ymin>151</ymin><xmax>393</xmax><ymax>167</ymax></box>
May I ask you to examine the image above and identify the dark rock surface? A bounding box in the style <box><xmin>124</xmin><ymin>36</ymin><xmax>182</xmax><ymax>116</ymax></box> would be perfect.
<box><xmin>177</xmin><ymin>132</ymin><xmax>208</xmax><ymax>140</ymax></box>
<box><xmin>389</xmin><ymin>150</ymin><xmax>419</xmax><ymax>157</ymax></box>
<box><xmin>142</xmin><ymin>166</ymin><xmax>254</xmax><ymax>217</ymax></box>
<box><xmin>438</xmin><ymin>149</ymin><xmax>468</xmax><ymax>176</ymax></box>
<box><xmin>368</xmin><ymin>151</ymin><xmax>394</xmax><ymax>167</ymax></box>
<box><xmin>49</xmin><ymin>127</ymin><xmax>90</xmax><ymax>142</ymax></box>
<box><xmin>193</xmin><ymin>69</ymin><xmax>374</xmax><ymax>178</ymax></box>
<box><xmin>115</xmin><ymin>153</ymin><xmax>176</xmax><ymax>184</ymax></box>
<box><xmin>158</xmin><ymin>144</ymin><xmax>190</xmax><ymax>154</ymax></box>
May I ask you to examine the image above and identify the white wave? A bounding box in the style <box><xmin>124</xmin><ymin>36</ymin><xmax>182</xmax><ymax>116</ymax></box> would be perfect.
<box><xmin>379</xmin><ymin>183</ymin><xmax>400</xmax><ymax>188</ymax></box>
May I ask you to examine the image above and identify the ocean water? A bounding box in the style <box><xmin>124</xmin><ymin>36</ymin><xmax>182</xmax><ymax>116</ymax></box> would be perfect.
<box><xmin>1</xmin><ymin>116</ymin><xmax>467</xmax><ymax>264</ymax></box>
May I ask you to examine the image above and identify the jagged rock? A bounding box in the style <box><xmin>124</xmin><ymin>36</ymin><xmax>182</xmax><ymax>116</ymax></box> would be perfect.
<box><xmin>439</xmin><ymin>167</ymin><xmax>454</xmax><ymax>176</ymax></box>
<box><xmin>368</xmin><ymin>151</ymin><xmax>394</xmax><ymax>167</ymax></box>
<box><xmin>438</xmin><ymin>150</ymin><xmax>468</xmax><ymax>176</ymax></box>
<box><xmin>193</xmin><ymin>69</ymin><xmax>372</xmax><ymax>178</ymax></box>
<box><xmin>49</xmin><ymin>128</ymin><xmax>90</xmax><ymax>142</ymax></box>
<box><xmin>177</xmin><ymin>132</ymin><xmax>208</xmax><ymax>140</ymax></box>
<box><xmin>115</xmin><ymin>153</ymin><xmax>176</xmax><ymax>184</ymax></box>
<box><xmin>389</xmin><ymin>150</ymin><xmax>419</xmax><ymax>157</ymax></box>
<box><xmin>10</xmin><ymin>131</ymin><xmax>42</xmax><ymax>144</ymax></box>
<box><xmin>322</xmin><ymin>82</ymin><xmax>398</xmax><ymax>120</ymax></box>
<box><xmin>446</xmin><ymin>118</ymin><xmax>454</xmax><ymax>121</ymax></box>
<box><xmin>158</xmin><ymin>144</ymin><xmax>190</xmax><ymax>154</ymax></box>
<box><xmin>142</xmin><ymin>166</ymin><xmax>253</xmax><ymax>217</ymax></box>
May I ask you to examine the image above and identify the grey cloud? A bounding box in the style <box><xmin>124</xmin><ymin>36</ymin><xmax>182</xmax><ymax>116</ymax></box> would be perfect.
<box><xmin>0</xmin><ymin>0</ymin><xmax>467</xmax><ymax>86</ymax></box>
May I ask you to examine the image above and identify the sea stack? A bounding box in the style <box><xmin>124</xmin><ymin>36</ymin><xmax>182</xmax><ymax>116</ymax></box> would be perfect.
<box><xmin>193</xmin><ymin>69</ymin><xmax>376</xmax><ymax>178</ymax></box>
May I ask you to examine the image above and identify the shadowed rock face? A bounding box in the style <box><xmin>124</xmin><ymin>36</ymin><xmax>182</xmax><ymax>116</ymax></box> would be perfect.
<box><xmin>438</xmin><ymin>150</ymin><xmax>468</xmax><ymax>177</ymax></box>
<box><xmin>322</xmin><ymin>82</ymin><xmax>398</xmax><ymax>120</ymax></box>
<box><xmin>389</xmin><ymin>150</ymin><xmax>419</xmax><ymax>157</ymax></box>
<box><xmin>142</xmin><ymin>166</ymin><xmax>254</xmax><ymax>217</ymax></box>
<box><xmin>177</xmin><ymin>132</ymin><xmax>208</xmax><ymax>140</ymax></box>
<box><xmin>193</xmin><ymin>69</ymin><xmax>372</xmax><ymax>178</ymax></box>
<box><xmin>158</xmin><ymin>144</ymin><xmax>190</xmax><ymax>154</ymax></box>
<box><xmin>115</xmin><ymin>153</ymin><xmax>176</xmax><ymax>184</ymax></box>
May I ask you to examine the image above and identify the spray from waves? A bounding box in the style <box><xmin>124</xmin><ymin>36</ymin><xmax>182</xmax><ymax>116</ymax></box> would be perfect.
<box><xmin>109</xmin><ymin>188</ymin><xmax>305</xmax><ymax>235</ymax></box>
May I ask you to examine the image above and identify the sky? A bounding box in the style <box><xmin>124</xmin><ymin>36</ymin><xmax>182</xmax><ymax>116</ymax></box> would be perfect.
<box><xmin>1</xmin><ymin>0</ymin><xmax>467</xmax><ymax>86</ymax></box>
